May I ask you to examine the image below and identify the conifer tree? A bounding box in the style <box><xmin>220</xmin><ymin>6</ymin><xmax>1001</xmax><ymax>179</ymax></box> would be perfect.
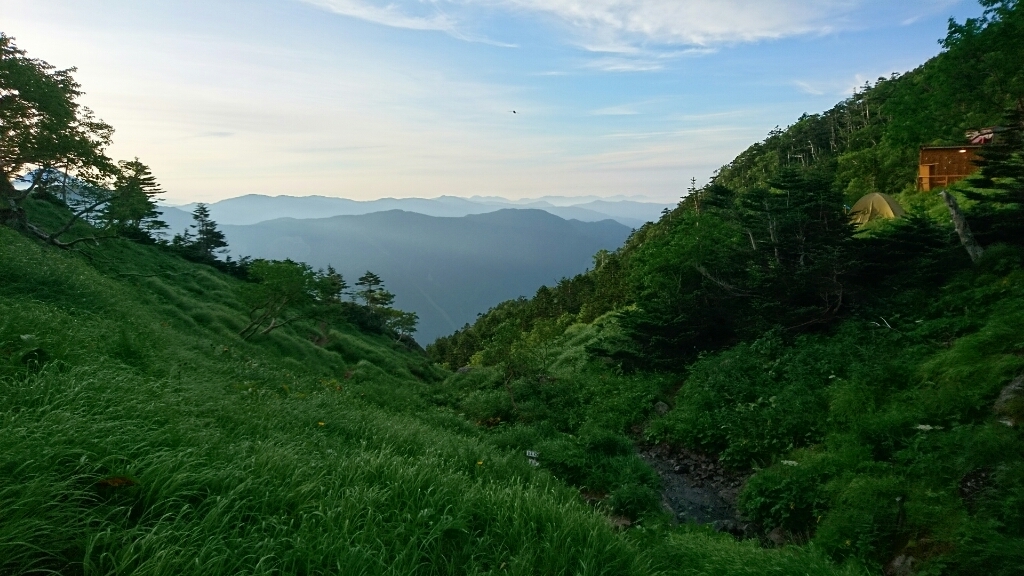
<box><xmin>963</xmin><ymin>107</ymin><xmax>1024</xmax><ymax>245</ymax></box>
<box><xmin>102</xmin><ymin>158</ymin><xmax>167</xmax><ymax>241</ymax></box>
<box><xmin>174</xmin><ymin>203</ymin><xmax>228</xmax><ymax>260</ymax></box>
<box><xmin>354</xmin><ymin>271</ymin><xmax>394</xmax><ymax>309</ymax></box>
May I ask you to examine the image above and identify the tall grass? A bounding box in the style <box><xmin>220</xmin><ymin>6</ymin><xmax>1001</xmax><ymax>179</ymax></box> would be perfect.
<box><xmin>1</xmin><ymin>225</ymin><xmax>856</xmax><ymax>575</ymax></box>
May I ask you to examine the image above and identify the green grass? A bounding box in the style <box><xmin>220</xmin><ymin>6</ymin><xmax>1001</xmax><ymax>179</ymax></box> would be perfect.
<box><xmin>0</xmin><ymin>220</ymin><xmax>861</xmax><ymax>575</ymax></box>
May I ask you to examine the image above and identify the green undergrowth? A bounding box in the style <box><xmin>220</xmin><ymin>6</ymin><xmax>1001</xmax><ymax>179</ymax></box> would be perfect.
<box><xmin>426</xmin><ymin>316</ymin><xmax>674</xmax><ymax>521</ymax></box>
<box><xmin>423</xmin><ymin>236</ymin><xmax>1024</xmax><ymax>574</ymax></box>
<box><xmin>0</xmin><ymin>225</ymin><xmax>860</xmax><ymax>575</ymax></box>
<box><xmin>650</xmin><ymin>249</ymin><xmax>1024</xmax><ymax>574</ymax></box>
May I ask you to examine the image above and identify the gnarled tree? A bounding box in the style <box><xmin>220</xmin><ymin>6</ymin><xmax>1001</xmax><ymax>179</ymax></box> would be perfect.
<box><xmin>1</xmin><ymin>33</ymin><xmax>117</xmax><ymax>247</ymax></box>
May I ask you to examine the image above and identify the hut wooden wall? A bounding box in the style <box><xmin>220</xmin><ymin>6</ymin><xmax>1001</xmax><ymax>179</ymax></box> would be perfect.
<box><xmin>918</xmin><ymin>146</ymin><xmax>982</xmax><ymax>191</ymax></box>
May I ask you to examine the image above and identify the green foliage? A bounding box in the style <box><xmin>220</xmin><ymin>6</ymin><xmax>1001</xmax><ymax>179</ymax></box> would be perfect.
<box><xmin>0</xmin><ymin>204</ymin><xmax>860</xmax><ymax>575</ymax></box>
<box><xmin>648</xmin><ymin>332</ymin><xmax>840</xmax><ymax>469</ymax></box>
<box><xmin>100</xmin><ymin>158</ymin><xmax>167</xmax><ymax>241</ymax></box>
<box><xmin>0</xmin><ymin>34</ymin><xmax>169</xmax><ymax>249</ymax></box>
<box><xmin>238</xmin><ymin>258</ymin><xmax>318</xmax><ymax>339</ymax></box>
<box><xmin>0</xmin><ymin>33</ymin><xmax>114</xmax><ymax>207</ymax></box>
<box><xmin>705</xmin><ymin>0</ymin><xmax>1024</xmax><ymax>216</ymax></box>
<box><xmin>8</xmin><ymin>4</ymin><xmax>1024</xmax><ymax>573</ymax></box>
<box><xmin>424</xmin><ymin>9</ymin><xmax>1024</xmax><ymax>572</ymax></box>
<box><xmin>172</xmin><ymin>203</ymin><xmax>229</xmax><ymax>262</ymax></box>
<box><xmin>962</xmin><ymin>107</ymin><xmax>1024</xmax><ymax>246</ymax></box>
<box><xmin>427</xmin><ymin>318</ymin><xmax>673</xmax><ymax>523</ymax></box>
<box><xmin>355</xmin><ymin>270</ymin><xmax>395</xmax><ymax>309</ymax></box>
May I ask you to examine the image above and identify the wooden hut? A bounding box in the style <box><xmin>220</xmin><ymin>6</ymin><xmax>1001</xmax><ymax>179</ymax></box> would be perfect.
<box><xmin>918</xmin><ymin>145</ymin><xmax>982</xmax><ymax>191</ymax></box>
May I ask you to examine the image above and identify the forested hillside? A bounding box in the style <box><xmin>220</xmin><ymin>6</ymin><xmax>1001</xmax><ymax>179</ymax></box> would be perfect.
<box><xmin>427</xmin><ymin>2</ymin><xmax>1024</xmax><ymax>574</ymax></box>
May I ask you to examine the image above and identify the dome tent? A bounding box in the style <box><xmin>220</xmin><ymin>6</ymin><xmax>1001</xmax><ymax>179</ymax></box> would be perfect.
<box><xmin>850</xmin><ymin>192</ymin><xmax>905</xmax><ymax>225</ymax></box>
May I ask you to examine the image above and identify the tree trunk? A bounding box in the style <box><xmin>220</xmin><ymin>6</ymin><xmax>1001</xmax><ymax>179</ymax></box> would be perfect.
<box><xmin>0</xmin><ymin>177</ymin><xmax>28</xmax><ymax>231</ymax></box>
<box><xmin>940</xmin><ymin>190</ymin><xmax>985</xmax><ymax>263</ymax></box>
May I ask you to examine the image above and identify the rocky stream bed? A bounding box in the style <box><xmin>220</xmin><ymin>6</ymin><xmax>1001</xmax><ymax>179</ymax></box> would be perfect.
<box><xmin>639</xmin><ymin>444</ymin><xmax>758</xmax><ymax>538</ymax></box>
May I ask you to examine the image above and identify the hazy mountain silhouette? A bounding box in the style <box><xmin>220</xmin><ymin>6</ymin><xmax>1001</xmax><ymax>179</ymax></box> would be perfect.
<box><xmin>157</xmin><ymin>206</ymin><xmax>194</xmax><ymax>236</ymax></box>
<box><xmin>220</xmin><ymin>209</ymin><xmax>632</xmax><ymax>343</ymax></box>
<box><xmin>168</xmin><ymin>194</ymin><xmax>670</xmax><ymax>230</ymax></box>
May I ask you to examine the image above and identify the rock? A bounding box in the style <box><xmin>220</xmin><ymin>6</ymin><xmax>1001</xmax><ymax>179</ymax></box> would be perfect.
<box><xmin>767</xmin><ymin>526</ymin><xmax>787</xmax><ymax>546</ymax></box>
<box><xmin>885</xmin><ymin>554</ymin><xmax>915</xmax><ymax>576</ymax></box>
<box><xmin>993</xmin><ymin>375</ymin><xmax>1024</xmax><ymax>426</ymax></box>
<box><xmin>712</xmin><ymin>520</ymin><xmax>737</xmax><ymax>534</ymax></box>
<box><xmin>609</xmin><ymin>515</ymin><xmax>632</xmax><ymax>529</ymax></box>
<box><xmin>654</xmin><ymin>401</ymin><xmax>670</xmax><ymax>415</ymax></box>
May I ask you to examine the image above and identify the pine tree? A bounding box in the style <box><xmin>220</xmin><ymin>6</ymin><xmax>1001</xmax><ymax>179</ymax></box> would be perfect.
<box><xmin>963</xmin><ymin>106</ymin><xmax>1024</xmax><ymax>245</ymax></box>
<box><xmin>354</xmin><ymin>271</ymin><xmax>396</xmax><ymax>309</ymax></box>
<box><xmin>189</xmin><ymin>203</ymin><xmax>228</xmax><ymax>259</ymax></box>
<box><xmin>103</xmin><ymin>158</ymin><xmax>167</xmax><ymax>241</ymax></box>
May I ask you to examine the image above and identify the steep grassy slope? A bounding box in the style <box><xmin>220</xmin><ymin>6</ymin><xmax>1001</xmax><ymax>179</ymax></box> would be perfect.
<box><xmin>0</xmin><ymin>204</ymin><xmax>863</xmax><ymax>575</ymax></box>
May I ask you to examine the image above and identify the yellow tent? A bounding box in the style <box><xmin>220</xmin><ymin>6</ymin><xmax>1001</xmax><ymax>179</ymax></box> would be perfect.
<box><xmin>850</xmin><ymin>193</ymin><xmax>905</xmax><ymax>225</ymax></box>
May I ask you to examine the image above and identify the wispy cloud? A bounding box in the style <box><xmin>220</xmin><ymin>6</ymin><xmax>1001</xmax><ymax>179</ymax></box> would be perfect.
<box><xmin>297</xmin><ymin>0</ymin><xmax>929</xmax><ymax>73</ymax></box>
<box><xmin>584</xmin><ymin>57</ymin><xmax>663</xmax><ymax>72</ymax></box>
<box><xmin>794</xmin><ymin>69</ymin><xmax>910</xmax><ymax>98</ymax></box>
<box><xmin>496</xmin><ymin>0</ymin><xmax>859</xmax><ymax>46</ymax></box>
<box><xmin>794</xmin><ymin>80</ymin><xmax>825</xmax><ymax>96</ymax></box>
<box><xmin>298</xmin><ymin>0</ymin><xmax>870</xmax><ymax>49</ymax></box>
<box><xmin>591</xmin><ymin>105</ymin><xmax>640</xmax><ymax>116</ymax></box>
<box><xmin>299</xmin><ymin>0</ymin><xmax>457</xmax><ymax>32</ymax></box>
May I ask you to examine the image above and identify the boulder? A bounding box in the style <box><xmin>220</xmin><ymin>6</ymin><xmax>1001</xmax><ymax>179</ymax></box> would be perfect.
<box><xmin>993</xmin><ymin>375</ymin><xmax>1024</xmax><ymax>426</ymax></box>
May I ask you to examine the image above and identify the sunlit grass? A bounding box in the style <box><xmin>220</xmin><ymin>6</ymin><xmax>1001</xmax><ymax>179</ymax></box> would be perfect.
<box><xmin>1</xmin><ymin>222</ymin><xmax>857</xmax><ymax>575</ymax></box>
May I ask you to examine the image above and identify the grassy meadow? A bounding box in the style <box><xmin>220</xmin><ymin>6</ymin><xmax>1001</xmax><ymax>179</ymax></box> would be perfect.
<box><xmin>0</xmin><ymin>202</ymin><xmax>864</xmax><ymax>575</ymax></box>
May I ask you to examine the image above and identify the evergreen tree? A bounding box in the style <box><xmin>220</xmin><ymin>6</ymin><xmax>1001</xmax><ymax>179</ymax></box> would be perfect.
<box><xmin>176</xmin><ymin>203</ymin><xmax>228</xmax><ymax>260</ymax></box>
<box><xmin>963</xmin><ymin>107</ymin><xmax>1024</xmax><ymax>245</ymax></box>
<box><xmin>102</xmin><ymin>158</ymin><xmax>167</xmax><ymax>241</ymax></box>
<box><xmin>354</xmin><ymin>271</ymin><xmax>394</xmax><ymax>308</ymax></box>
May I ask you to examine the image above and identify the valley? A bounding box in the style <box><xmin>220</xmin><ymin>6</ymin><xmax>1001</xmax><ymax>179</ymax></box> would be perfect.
<box><xmin>3</xmin><ymin>3</ymin><xmax>1024</xmax><ymax>575</ymax></box>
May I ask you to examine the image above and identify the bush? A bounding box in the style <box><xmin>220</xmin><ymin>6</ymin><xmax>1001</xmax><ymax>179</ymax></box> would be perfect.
<box><xmin>609</xmin><ymin>483</ymin><xmax>662</xmax><ymax>521</ymax></box>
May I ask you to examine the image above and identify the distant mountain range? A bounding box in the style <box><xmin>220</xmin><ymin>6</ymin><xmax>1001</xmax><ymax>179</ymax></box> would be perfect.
<box><xmin>219</xmin><ymin>209</ymin><xmax>632</xmax><ymax>343</ymax></box>
<box><xmin>161</xmin><ymin>194</ymin><xmax>673</xmax><ymax>231</ymax></box>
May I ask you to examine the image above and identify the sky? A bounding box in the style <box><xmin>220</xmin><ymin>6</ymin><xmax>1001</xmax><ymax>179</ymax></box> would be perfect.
<box><xmin>2</xmin><ymin>0</ymin><xmax>986</xmax><ymax>204</ymax></box>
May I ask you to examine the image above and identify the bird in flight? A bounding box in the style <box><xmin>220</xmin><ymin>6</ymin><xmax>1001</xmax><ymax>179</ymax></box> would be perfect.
<box><xmin>509</xmin><ymin>110</ymin><xmax>517</xmax><ymax>114</ymax></box>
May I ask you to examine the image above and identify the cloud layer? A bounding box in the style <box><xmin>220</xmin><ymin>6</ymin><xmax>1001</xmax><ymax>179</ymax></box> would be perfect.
<box><xmin>494</xmin><ymin>0</ymin><xmax>855</xmax><ymax>47</ymax></box>
<box><xmin>300</xmin><ymin>0</ymin><xmax>941</xmax><ymax>50</ymax></box>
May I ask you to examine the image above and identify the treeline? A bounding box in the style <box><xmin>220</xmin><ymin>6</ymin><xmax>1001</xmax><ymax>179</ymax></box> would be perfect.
<box><xmin>0</xmin><ymin>33</ymin><xmax>417</xmax><ymax>343</ymax></box>
<box><xmin>716</xmin><ymin>0</ymin><xmax>1024</xmax><ymax>203</ymax></box>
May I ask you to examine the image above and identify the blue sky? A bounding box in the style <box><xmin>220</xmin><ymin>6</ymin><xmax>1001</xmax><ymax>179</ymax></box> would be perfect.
<box><xmin>2</xmin><ymin>0</ymin><xmax>985</xmax><ymax>204</ymax></box>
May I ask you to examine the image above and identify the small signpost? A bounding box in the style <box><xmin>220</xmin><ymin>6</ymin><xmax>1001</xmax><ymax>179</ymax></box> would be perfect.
<box><xmin>526</xmin><ymin>450</ymin><xmax>539</xmax><ymax>467</ymax></box>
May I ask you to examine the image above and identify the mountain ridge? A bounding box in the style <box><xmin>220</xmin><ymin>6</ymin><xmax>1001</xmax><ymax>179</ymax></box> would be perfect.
<box><xmin>165</xmin><ymin>194</ymin><xmax>668</xmax><ymax>229</ymax></box>
<box><xmin>219</xmin><ymin>208</ymin><xmax>633</xmax><ymax>341</ymax></box>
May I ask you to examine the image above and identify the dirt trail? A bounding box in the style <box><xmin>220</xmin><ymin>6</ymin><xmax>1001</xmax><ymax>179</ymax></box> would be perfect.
<box><xmin>639</xmin><ymin>444</ymin><xmax>757</xmax><ymax>537</ymax></box>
